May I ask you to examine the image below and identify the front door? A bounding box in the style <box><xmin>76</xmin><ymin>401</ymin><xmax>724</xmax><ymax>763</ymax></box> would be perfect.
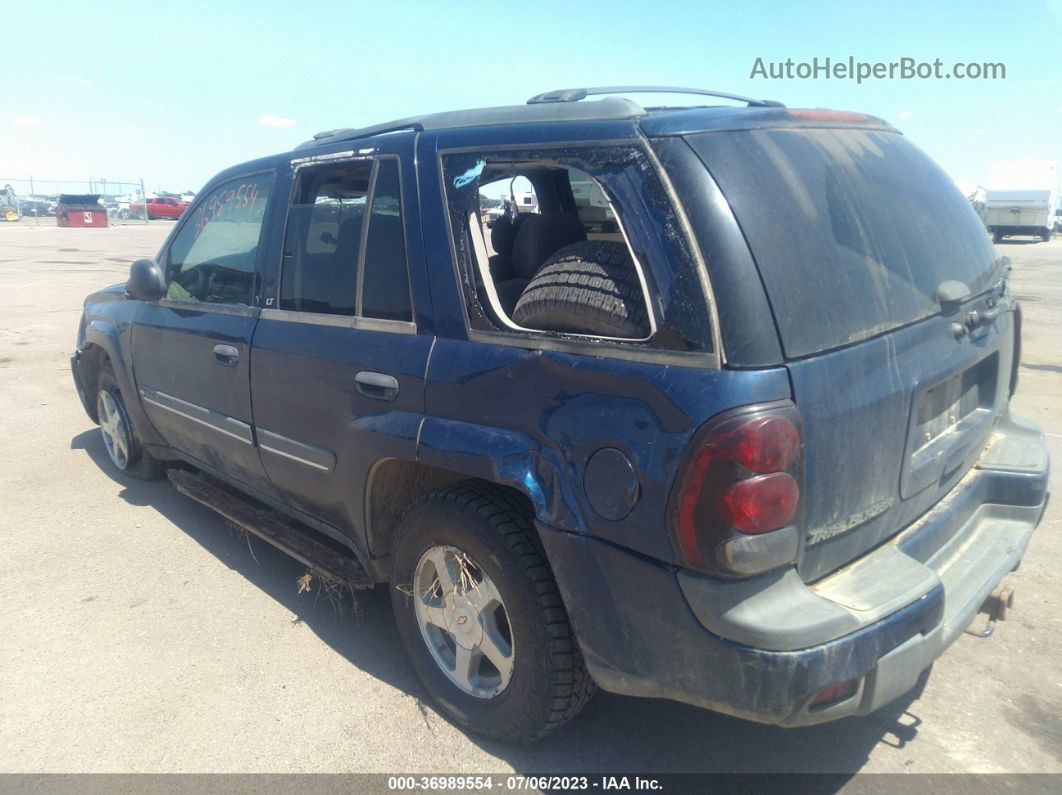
<box><xmin>132</xmin><ymin>170</ymin><xmax>277</xmax><ymax>494</ymax></box>
<box><xmin>250</xmin><ymin>143</ymin><xmax>432</xmax><ymax>549</ymax></box>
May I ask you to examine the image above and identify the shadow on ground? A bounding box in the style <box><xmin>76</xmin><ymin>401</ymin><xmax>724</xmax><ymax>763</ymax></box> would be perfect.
<box><xmin>73</xmin><ymin>429</ymin><xmax>929</xmax><ymax>775</ymax></box>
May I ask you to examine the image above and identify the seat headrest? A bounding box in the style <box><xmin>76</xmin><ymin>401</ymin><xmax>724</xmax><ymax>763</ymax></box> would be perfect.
<box><xmin>490</xmin><ymin>216</ymin><xmax>516</xmax><ymax>256</ymax></box>
<box><xmin>511</xmin><ymin>213</ymin><xmax>586</xmax><ymax>280</ymax></box>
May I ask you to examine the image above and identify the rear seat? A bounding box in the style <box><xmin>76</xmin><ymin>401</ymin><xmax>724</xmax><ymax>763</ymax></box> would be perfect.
<box><xmin>495</xmin><ymin>213</ymin><xmax>586</xmax><ymax>315</ymax></box>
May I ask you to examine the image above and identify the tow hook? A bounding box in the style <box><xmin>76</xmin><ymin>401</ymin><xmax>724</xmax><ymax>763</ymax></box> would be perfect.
<box><xmin>966</xmin><ymin>585</ymin><xmax>1016</xmax><ymax>638</ymax></box>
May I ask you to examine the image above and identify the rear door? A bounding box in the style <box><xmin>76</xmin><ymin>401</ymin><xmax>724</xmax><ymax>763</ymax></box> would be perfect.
<box><xmin>249</xmin><ymin>137</ymin><xmax>432</xmax><ymax>548</ymax></box>
<box><xmin>132</xmin><ymin>170</ymin><xmax>277</xmax><ymax>494</ymax></box>
<box><xmin>686</xmin><ymin>127</ymin><xmax>1014</xmax><ymax>581</ymax></box>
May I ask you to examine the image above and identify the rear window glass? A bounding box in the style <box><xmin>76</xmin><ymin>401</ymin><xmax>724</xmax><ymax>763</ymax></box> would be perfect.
<box><xmin>686</xmin><ymin>129</ymin><xmax>998</xmax><ymax>358</ymax></box>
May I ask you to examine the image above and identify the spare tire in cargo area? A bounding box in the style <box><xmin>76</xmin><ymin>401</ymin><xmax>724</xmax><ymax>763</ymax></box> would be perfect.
<box><xmin>512</xmin><ymin>240</ymin><xmax>650</xmax><ymax>338</ymax></box>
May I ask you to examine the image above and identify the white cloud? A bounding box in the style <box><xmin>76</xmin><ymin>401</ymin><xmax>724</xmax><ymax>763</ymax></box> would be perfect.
<box><xmin>258</xmin><ymin>114</ymin><xmax>297</xmax><ymax>128</ymax></box>
<box><xmin>897</xmin><ymin>110</ymin><xmax>912</xmax><ymax>120</ymax></box>
<box><xmin>14</xmin><ymin>116</ymin><xmax>44</xmax><ymax>126</ymax></box>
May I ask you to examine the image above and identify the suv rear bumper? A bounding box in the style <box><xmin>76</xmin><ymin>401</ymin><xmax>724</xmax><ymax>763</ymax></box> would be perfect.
<box><xmin>539</xmin><ymin>410</ymin><xmax>1049</xmax><ymax>727</ymax></box>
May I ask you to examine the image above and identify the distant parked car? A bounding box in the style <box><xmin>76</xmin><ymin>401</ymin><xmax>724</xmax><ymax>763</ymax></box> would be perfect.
<box><xmin>108</xmin><ymin>200</ymin><xmax>133</xmax><ymax>219</ymax></box>
<box><xmin>17</xmin><ymin>198</ymin><xmax>55</xmax><ymax>217</ymax></box>
<box><xmin>129</xmin><ymin>196</ymin><xmax>188</xmax><ymax>220</ymax></box>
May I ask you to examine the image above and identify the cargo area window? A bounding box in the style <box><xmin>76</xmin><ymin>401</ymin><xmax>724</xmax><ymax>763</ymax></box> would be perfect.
<box><xmin>280</xmin><ymin>158</ymin><xmax>412</xmax><ymax>322</ymax></box>
<box><xmin>685</xmin><ymin>128</ymin><xmax>1000</xmax><ymax>358</ymax></box>
<box><xmin>165</xmin><ymin>172</ymin><xmax>273</xmax><ymax>307</ymax></box>
<box><xmin>442</xmin><ymin>153</ymin><xmax>653</xmax><ymax>342</ymax></box>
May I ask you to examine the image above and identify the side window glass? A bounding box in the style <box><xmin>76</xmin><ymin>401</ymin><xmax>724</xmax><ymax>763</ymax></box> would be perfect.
<box><xmin>166</xmin><ymin>173</ymin><xmax>273</xmax><ymax>306</ymax></box>
<box><xmin>360</xmin><ymin>159</ymin><xmax>412</xmax><ymax>321</ymax></box>
<box><xmin>279</xmin><ymin>161</ymin><xmax>372</xmax><ymax>315</ymax></box>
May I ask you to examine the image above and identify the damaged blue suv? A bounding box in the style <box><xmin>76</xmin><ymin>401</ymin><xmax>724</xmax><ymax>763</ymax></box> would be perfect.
<box><xmin>71</xmin><ymin>87</ymin><xmax>1050</xmax><ymax>743</ymax></box>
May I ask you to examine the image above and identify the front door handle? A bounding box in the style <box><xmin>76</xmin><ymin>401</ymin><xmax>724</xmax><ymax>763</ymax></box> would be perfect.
<box><xmin>355</xmin><ymin>371</ymin><xmax>399</xmax><ymax>401</ymax></box>
<box><xmin>213</xmin><ymin>344</ymin><xmax>240</xmax><ymax>366</ymax></box>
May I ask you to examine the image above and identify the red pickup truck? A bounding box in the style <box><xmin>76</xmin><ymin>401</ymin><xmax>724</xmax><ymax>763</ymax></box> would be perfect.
<box><xmin>129</xmin><ymin>196</ymin><xmax>188</xmax><ymax>220</ymax></box>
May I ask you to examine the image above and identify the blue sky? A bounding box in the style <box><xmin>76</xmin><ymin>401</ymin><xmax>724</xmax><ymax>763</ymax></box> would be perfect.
<box><xmin>2</xmin><ymin>0</ymin><xmax>1059</xmax><ymax>195</ymax></box>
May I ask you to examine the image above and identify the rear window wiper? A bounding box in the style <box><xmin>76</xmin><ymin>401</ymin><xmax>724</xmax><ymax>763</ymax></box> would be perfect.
<box><xmin>936</xmin><ymin>256</ymin><xmax>1012</xmax><ymax>312</ymax></box>
<box><xmin>934</xmin><ymin>280</ymin><xmax>971</xmax><ymax>312</ymax></box>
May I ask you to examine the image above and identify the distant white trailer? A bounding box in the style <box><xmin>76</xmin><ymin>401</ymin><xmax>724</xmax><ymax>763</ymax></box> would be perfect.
<box><xmin>983</xmin><ymin>160</ymin><xmax>1058</xmax><ymax>243</ymax></box>
<box><xmin>983</xmin><ymin>189</ymin><xmax>1057</xmax><ymax>243</ymax></box>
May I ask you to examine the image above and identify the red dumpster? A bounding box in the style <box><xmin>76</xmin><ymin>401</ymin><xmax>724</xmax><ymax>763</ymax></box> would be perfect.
<box><xmin>56</xmin><ymin>194</ymin><xmax>108</xmax><ymax>227</ymax></box>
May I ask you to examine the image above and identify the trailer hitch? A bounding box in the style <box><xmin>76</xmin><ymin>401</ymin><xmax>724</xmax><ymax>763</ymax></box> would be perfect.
<box><xmin>966</xmin><ymin>585</ymin><xmax>1016</xmax><ymax>638</ymax></box>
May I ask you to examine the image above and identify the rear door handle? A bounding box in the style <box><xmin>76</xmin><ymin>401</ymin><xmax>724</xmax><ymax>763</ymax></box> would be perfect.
<box><xmin>355</xmin><ymin>371</ymin><xmax>399</xmax><ymax>401</ymax></box>
<box><xmin>213</xmin><ymin>344</ymin><xmax>240</xmax><ymax>366</ymax></box>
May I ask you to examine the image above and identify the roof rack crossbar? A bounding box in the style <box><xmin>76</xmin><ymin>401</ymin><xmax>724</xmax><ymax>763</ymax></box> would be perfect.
<box><xmin>527</xmin><ymin>85</ymin><xmax>785</xmax><ymax>109</ymax></box>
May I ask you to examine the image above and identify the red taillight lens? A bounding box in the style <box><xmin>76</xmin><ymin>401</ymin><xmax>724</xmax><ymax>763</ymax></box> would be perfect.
<box><xmin>719</xmin><ymin>415</ymin><xmax>799</xmax><ymax>473</ymax></box>
<box><xmin>718</xmin><ymin>473</ymin><xmax>799</xmax><ymax>534</ymax></box>
<box><xmin>670</xmin><ymin>403</ymin><xmax>803</xmax><ymax>576</ymax></box>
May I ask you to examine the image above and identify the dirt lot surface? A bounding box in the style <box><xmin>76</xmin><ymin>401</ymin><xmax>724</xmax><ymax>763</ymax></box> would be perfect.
<box><xmin>1</xmin><ymin>219</ymin><xmax>1060</xmax><ymax>774</ymax></box>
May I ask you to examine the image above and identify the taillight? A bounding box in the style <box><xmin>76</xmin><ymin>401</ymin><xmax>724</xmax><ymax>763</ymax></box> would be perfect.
<box><xmin>718</xmin><ymin>473</ymin><xmax>799</xmax><ymax>533</ymax></box>
<box><xmin>670</xmin><ymin>401</ymin><xmax>803</xmax><ymax>577</ymax></box>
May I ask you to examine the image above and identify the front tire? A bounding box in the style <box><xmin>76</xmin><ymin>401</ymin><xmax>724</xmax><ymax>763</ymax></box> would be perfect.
<box><xmin>390</xmin><ymin>482</ymin><xmax>595</xmax><ymax>743</ymax></box>
<box><xmin>95</xmin><ymin>363</ymin><xmax>166</xmax><ymax>480</ymax></box>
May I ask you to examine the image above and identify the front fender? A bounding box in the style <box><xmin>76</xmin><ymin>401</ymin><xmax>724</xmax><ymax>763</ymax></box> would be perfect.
<box><xmin>78</xmin><ymin>308</ymin><xmax>166</xmax><ymax>447</ymax></box>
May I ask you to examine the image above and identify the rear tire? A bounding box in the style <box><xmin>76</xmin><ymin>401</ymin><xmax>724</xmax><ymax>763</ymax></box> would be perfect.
<box><xmin>512</xmin><ymin>240</ymin><xmax>650</xmax><ymax>338</ymax></box>
<box><xmin>993</xmin><ymin>230</ymin><xmax>1003</xmax><ymax>243</ymax></box>
<box><xmin>390</xmin><ymin>481</ymin><xmax>595</xmax><ymax>743</ymax></box>
<box><xmin>95</xmin><ymin>362</ymin><xmax>166</xmax><ymax>480</ymax></box>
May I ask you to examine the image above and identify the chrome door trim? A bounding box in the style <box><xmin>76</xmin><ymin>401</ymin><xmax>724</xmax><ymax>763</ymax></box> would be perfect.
<box><xmin>156</xmin><ymin>299</ymin><xmax>259</xmax><ymax>318</ymax></box>
<box><xmin>138</xmin><ymin>388</ymin><xmax>254</xmax><ymax>445</ymax></box>
<box><xmin>259</xmin><ymin>308</ymin><xmax>416</xmax><ymax>334</ymax></box>
<box><xmin>257</xmin><ymin>428</ymin><xmax>336</xmax><ymax>472</ymax></box>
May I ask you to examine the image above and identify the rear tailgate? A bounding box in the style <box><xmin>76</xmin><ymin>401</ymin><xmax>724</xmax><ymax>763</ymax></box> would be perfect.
<box><xmin>686</xmin><ymin>126</ymin><xmax>1015</xmax><ymax>581</ymax></box>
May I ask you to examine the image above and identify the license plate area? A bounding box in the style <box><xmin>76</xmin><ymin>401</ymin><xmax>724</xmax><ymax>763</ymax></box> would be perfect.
<box><xmin>902</xmin><ymin>351</ymin><xmax>999</xmax><ymax>499</ymax></box>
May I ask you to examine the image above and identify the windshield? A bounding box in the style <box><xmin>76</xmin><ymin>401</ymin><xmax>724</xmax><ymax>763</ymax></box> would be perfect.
<box><xmin>686</xmin><ymin>128</ymin><xmax>998</xmax><ymax>358</ymax></box>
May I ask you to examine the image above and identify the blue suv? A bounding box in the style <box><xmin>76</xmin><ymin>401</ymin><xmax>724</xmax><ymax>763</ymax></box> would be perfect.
<box><xmin>71</xmin><ymin>87</ymin><xmax>1050</xmax><ymax>743</ymax></box>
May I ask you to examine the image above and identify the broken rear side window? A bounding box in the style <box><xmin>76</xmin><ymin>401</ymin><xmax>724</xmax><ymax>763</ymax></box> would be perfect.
<box><xmin>440</xmin><ymin>147</ymin><xmax>712</xmax><ymax>352</ymax></box>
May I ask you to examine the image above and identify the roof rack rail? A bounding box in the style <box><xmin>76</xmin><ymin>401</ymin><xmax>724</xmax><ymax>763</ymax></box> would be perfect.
<box><xmin>527</xmin><ymin>85</ymin><xmax>785</xmax><ymax>109</ymax></box>
<box><xmin>310</xmin><ymin>120</ymin><xmax>424</xmax><ymax>144</ymax></box>
<box><xmin>299</xmin><ymin>97</ymin><xmax>646</xmax><ymax>149</ymax></box>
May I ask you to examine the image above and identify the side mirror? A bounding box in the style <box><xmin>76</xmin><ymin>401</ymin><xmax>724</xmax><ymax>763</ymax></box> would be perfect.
<box><xmin>127</xmin><ymin>258</ymin><xmax>167</xmax><ymax>301</ymax></box>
